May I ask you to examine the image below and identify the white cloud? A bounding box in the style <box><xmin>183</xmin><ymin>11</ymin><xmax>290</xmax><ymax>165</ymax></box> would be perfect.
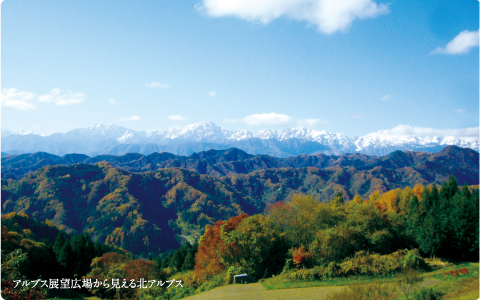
<box><xmin>381</xmin><ymin>94</ymin><xmax>392</xmax><ymax>101</ymax></box>
<box><xmin>146</xmin><ymin>82</ymin><xmax>170</xmax><ymax>89</ymax></box>
<box><xmin>108</xmin><ymin>98</ymin><xmax>118</xmax><ymax>105</ymax></box>
<box><xmin>432</xmin><ymin>30</ymin><xmax>479</xmax><ymax>55</ymax></box>
<box><xmin>242</xmin><ymin>112</ymin><xmax>324</xmax><ymax>127</ymax></box>
<box><xmin>1</xmin><ymin>88</ymin><xmax>37</xmax><ymax>110</ymax></box>
<box><xmin>38</xmin><ymin>88</ymin><xmax>85</xmax><ymax>105</ymax></box>
<box><xmin>121</xmin><ymin>115</ymin><xmax>141</xmax><ymax>121</ymax></box>
<box><xmin>454</xmin><ymin>108</ymin><xmax>465</xmax><ymax>114</ymax></box>
<box><xmin>351</xmin><ymin>114</ymin><xmax>364</xmax><ymax>119</ymax></box>
<box><xmin>168</xmin><ymin>115</ymin><xmax>187</xmax><ymax>121</ymax></box>
<box><xmin>1</xmin><ymin>87</ymin><xmax>86</xmax><ymax>109</ymax></box>
<box><xmin>198</xmin><ymin>0</ymin><xmax>389</xmax><ymax>34</ymax></box>
<box><xmin>208</xmin><ymin>91</ymin><xmax>216</xmax><ymax>97</ymax></box>
<box><xmin>378</xmin><ymin>124</ymin><xmax>479</xmax><ymax>137</ymax></box>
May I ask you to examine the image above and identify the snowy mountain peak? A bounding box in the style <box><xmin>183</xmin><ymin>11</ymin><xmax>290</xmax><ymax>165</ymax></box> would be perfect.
<box><xmin>2</xmin><ymin>122</ymin><xmax>478</xmax><ymax>157</ymax></box>
<box><xmin>181</xmin><ymin>121</ymin><xmax>222</xmax><ymax>132</ymax></box>
<box><xmin>89</xmin><ymin>123</ymin><xmax>110</xmax><ymax>130</ymax></box>
<box><xmin>1</xmin><ymin>128</ymin><xmax>43</xmax><ymax>136</ymax></box>
<box><xmin>165</xmin><ymin>121</ymin><xmax>224</xmax><ymax>142</ymax></box>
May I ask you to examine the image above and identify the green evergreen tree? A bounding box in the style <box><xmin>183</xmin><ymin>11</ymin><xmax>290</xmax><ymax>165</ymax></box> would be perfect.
<box><xmin>53</xmin><ymin>232</ymin><xmax>66</xmax><ymax>257</ymax></box>
<box><xmin>437</xmin><ymin>177</ymin><xmax>457</xmax><ymax>257</ymax></box>
<box><xmin>69</xmin><ymin>233</ymin><xmax>92</xmax><ymax>277</ymax></box>
<box><xmin>181</xmin><ymin>250</ymin><xmax>195</xmax><ymax>271</ymax></box>
<box><xmin>417</xmin><ymin>185</ymin><xmax>443</xmax><ymax>258</ymax></box>
<box><xmin>449</xmin><ymin>184</ymin><xmax>480</xmax><ymax>259</ymax></box>
<box><xmin>57</xmin><ymin>240</ymin><xmax>75</xmax><ymax>276</ymax></box>
<box><xmin>440</xmin><ymin>175</ymin><xmax>458</xmax><ymax>200</ymax></box>
<box><xmin>405</xmin><ymin>195</ymin><xmax>420</xmax><ymax>240</ymax></box>
<box><xmin>161</xmin><ymin>254</ymin><xmax>171</xmax><ymax>269</ymax></box>
<box><xmin>420</xmin><ymin>186</ymin><xmax>431</xmax><ymax>212</ymax></box>
<box><xmin>42</xmin><ymin>237</ymin><xmax>53</xmax><ymax>250</ymax></box>
<box><xmin>170</xmin><ymin>249</ymin><xmax>185</xmax><ymax>272</ymax></box>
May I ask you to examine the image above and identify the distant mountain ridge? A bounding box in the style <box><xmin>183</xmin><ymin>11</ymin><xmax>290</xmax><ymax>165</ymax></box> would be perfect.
<box><xmin>2</xmin><ymin>122</ymin><xmax>478</xmax><ymax>157</ymax></box>
<box><xmin>3</xmin><ymin>146</ymin><xmax>478</xmax><ymax>187</ymax></box>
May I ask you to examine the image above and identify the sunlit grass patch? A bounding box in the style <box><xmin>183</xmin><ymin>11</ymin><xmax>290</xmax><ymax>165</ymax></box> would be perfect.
<box><xmin>425</xmin><ymin>257</ymin><xmax>453</xmax><ymax>270</ymax></box>
<box><xmin>433</xmin><ymin>276</ymin><xmax>479</xmax><ymax>300</ymax></box>
<box><xmin>325</xmin><ymin>283</ymin><xmax>396</xmax><ymax>300</ymax></box>
<box><xmin>261</xmin><ymin>272</ymin><xmax>399</xmax><ymax>290</ymax></box>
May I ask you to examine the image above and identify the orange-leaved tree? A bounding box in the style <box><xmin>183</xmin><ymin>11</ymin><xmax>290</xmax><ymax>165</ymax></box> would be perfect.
<box><xmin>290</xmin><ymin>245</ymin><xmax>312</xmax><ymax>268</ymax></box>
<box><xmin>194</xmin><ymin>213</ymin><xmax>249</xmax><ymax>279</ymax></box>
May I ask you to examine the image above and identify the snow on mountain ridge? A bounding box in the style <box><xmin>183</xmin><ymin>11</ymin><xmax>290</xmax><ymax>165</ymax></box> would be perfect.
<box><xmin>354</xmin><ymin>131</ymin><xmax>479</xmax><ymax>154</ymax></box>
<box><xmin>2</xmin><ymin>122</ymin><xmax>478</xmax><ymax>156</ymax></box>
<box><xmin>1</xmin><ymin>128</ymin><xmax>43</xmax><ymax>136</ymax></box>
<box><xmin>225</xmin><ymin>129</ymin><xmax>253</xmax><ymax>140</ymax></box>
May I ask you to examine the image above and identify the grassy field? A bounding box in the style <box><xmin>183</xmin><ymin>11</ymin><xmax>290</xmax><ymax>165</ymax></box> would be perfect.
<box><xmin>45</xmin><ymin>262</ymin><xmax>479</xmax><ymax>300</ymax></box>
<box><xmin>182</xmin><ymin>262</ymin><xmax>479</xmax><ymax>300</ymax></box>
<box><xmin>182</xmin><ymin>283</ymin><xmax>344</xmax><ymax>300</ymax></box>
<box><xmin>260</xmin><ymin>273</ymin><xmax>401</xmax><ymax>290</ymax></box>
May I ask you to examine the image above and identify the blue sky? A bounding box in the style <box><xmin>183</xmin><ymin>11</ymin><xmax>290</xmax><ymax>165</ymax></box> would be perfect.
<box><xmin>1</xmin><ymin>0</ymin><xmax>478</xmax><ymax>137</ymax></box>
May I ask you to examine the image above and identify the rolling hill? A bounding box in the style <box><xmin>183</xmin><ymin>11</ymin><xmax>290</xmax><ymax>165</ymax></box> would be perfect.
<box><xmin>1</xmin><ymin>145</ymin><xmax>478</xmax><ymax>256</ymax></box>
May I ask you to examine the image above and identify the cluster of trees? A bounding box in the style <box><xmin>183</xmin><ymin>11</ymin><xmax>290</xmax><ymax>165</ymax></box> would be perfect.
<box><xmin>1</xmin><ymin>213</ymin><xmax>171</xmax><ymax>300</ymax></box>
<box><xmin>85</xmin><ymin>252</ymin><xmax>165</xmax><ymax>299</ymax></box>
<box><xmin>1</xmin><ymin>213</ymin><xmax>110</xmax><ymax>299</ymax></box>
<box><xmin>155</xmin><ymin>242</ymin><xmax>198</xmax><ymax>273</ymax></box>
<box><xmin>50</xmin><ymin>232</ymin><xmax>112</xmax><ymax>278</ymax></box>
<box><xmin>405</xmin><ymin>176</ymin><xmax>479</xmax><ymax>260</ymax></box>
<box><xmin>0</xmin><ymin>217</ymin><xmax>196</xmax><ymax>299</ymax></box>
<box><xmin>193</xmin><ymin>176</ymin><xmax>479</xmax><ymax>284</ymax></box>
<box><xmin>194</xmin><ymin>213</ymin><xmax>288</xmax><ymax>280</ymax></box>
<box><xmin>1</xmin><ymin>213</ymin><xmax>111</xmax><ymax>279</ymax></box>
<box><xmin>1</xmin><ymin>212</ymin><xmax>60</xmax><ymax>243</ymax></box>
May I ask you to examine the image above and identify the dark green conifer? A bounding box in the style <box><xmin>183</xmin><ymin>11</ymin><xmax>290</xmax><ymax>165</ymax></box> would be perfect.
<box><xmin>405</xmin><ymin>195</ymin><xmax>419</xmax><ymax>237</ymax></box>
<box><xmin>449</xmin><ymin>184</ymin><xmax>479</xmax><ymax>259</ymax></box>
<box><xmin>441</xmin><ymin>175</ymin><xmax>458</xmax><ymax>200</ymax></box>
<box><xmin>170</xmin><ymin>250</ymin><xmax>184</xmax><ymax>272</ymax></box>
<box><xmin>53</xmin><ymin>232</ymin><xmax>66</xmax><ymax>257</ymax></box>
<box><xmin>181</xmin><ymin>250</ymin><xmax>195</xmax><ymax>271</ymax></box>
<box><xmin>417</xmin><ymin>185</ymin><xmax>443</xmax><ymax>258</ymax></box>
<box><xmin>57</xmin><ymin>240</ymin><xmax>75</xmax><ymax>276</ymax></box>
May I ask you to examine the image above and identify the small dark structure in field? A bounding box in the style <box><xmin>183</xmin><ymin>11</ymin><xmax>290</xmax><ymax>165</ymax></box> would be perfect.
<box><xmin>234</xmin><ymin>274</ymin><xmax>255</xmax><ymax>284</ymax></box>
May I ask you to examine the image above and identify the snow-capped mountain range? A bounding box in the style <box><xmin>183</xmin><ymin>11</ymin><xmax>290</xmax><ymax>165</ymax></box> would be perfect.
<box><xmin>2</xmin><ymin>122</ymin><xmax>478</xmax><ymax>157</ymax></box>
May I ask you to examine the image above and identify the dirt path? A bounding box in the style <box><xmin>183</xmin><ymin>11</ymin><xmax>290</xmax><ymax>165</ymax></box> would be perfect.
<box><xmin>183</xmin><ymin>283</ymin><xmax>344</xmax><ymax>300</ymax></box>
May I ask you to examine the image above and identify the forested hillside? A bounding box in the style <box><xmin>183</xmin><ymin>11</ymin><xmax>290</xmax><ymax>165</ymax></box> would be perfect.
<box><xmin>1</xmin><ymin>163</ymin><xmax>259</xmax><ymax>255</ymax></box>
<box><xmin>1</xmin><ymin>145</ymin><xmax>478</xmax><ymax>257</ymax></box>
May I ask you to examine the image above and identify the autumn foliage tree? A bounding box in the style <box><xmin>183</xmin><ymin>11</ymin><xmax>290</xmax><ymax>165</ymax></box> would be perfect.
<box><xmin>194</xmin><ymin>213</ymin><xmax>249</xmax><ymax>279</ymax></box>
<box><xmin>220</xmin><ymin>214</ymin><xmax>287</xmax><ymax>278</ymax></box>
<box><xmin>290</xmin><ymin>246</ymin><xmax>312</xmax><ymax>268</ymax></box>
<box><xmin>85</xmin><ymin>252</ymin><xmax>165</xmax><ymax>299</ymax></box>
